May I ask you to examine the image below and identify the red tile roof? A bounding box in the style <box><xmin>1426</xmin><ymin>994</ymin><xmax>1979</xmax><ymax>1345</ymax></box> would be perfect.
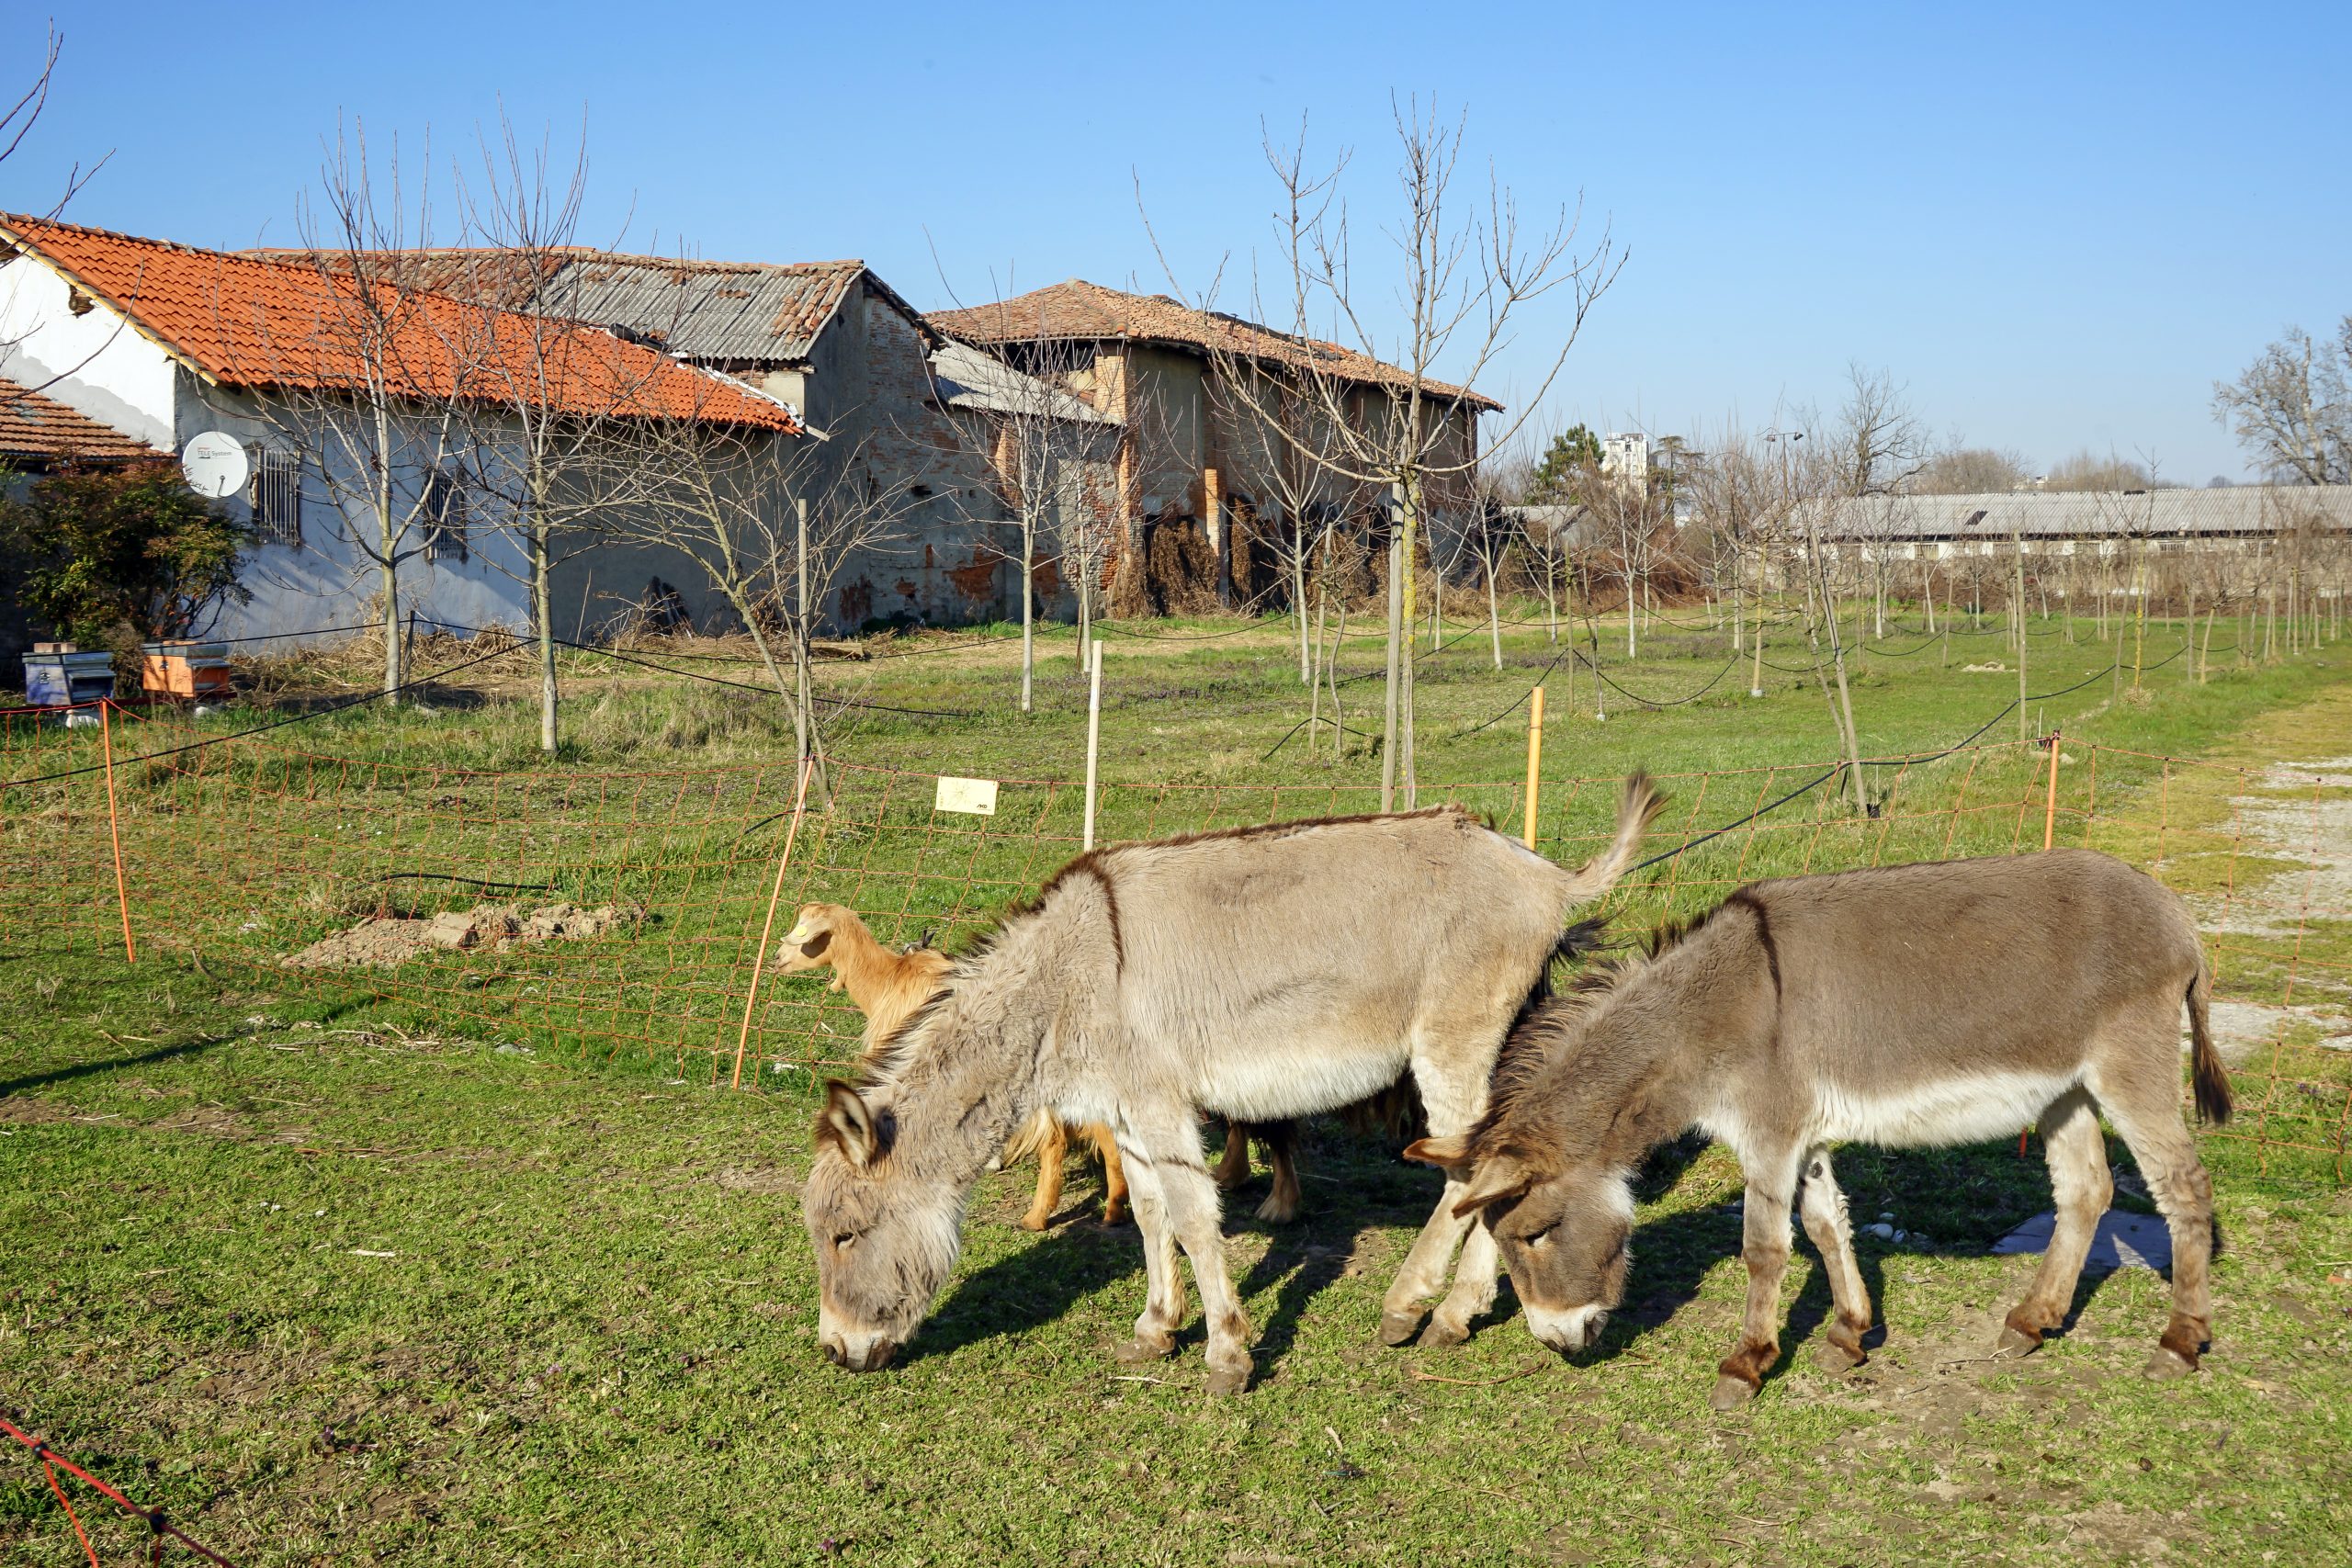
<box><xmin>0</xmin><ymin>375</ymin><xmax>163</xmax><ymax>463</ymax></box>
<box><xmin>0</xmin><ymin>217</ymin><xmax>799</xmax><ymax>432</ymax></box>
<box><xmin>928</xmin><ymin>279</ymin><xmax>1502</xmax><ymax>412</ymax></box>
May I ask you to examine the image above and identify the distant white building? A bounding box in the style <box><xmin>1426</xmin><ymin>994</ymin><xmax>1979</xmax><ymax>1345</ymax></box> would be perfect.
<box><xmin>1601</xmin><ymin>431</ymin><xmax>1649</xmax><ymax>485</ymax></box>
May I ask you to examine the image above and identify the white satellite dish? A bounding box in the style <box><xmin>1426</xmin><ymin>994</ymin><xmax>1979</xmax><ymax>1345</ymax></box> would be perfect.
<box><xmin>180</xmin><ymin>433</ymin><xmax>250</xmax><ymax>499</ymax></box>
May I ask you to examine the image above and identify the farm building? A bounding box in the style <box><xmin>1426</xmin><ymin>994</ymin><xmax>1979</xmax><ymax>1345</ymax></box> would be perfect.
<box><xmin>0</xmin><ymin>214</ymin><xmax>800</xmax><ymax>654</ymax></box>
<box><xmin>314</xmin><ymin>247</ymin><xmax>1122</xmax><ymax>632</ymax></box>
<box><xmin>1797</xmin><ymin>486</ymin><xmax>2352</xmax><ymax>611</ymax></box>
<box><xmin>930</xmin><ymin>279</ymin><xmax>1499</xmax><ymax>612</ymax></box>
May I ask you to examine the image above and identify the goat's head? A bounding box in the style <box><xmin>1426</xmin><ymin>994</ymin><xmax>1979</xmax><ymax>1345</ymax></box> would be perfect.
<box><xmin>779</xmin><ymin>903</ymin><xmax>855</xmax><ymax>975</ymax></box>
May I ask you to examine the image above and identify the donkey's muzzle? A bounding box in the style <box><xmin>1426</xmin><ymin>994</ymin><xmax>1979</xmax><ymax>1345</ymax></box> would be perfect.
<box><xmin>821</xmin><ymin>1335</ymin><xmax>898</xmax><ymax>1372</ymax></box>
<box><xmin>1525</xmin><ymin>1304</ymin><xmax>1609</xmax><ymax>1355</ymax></box>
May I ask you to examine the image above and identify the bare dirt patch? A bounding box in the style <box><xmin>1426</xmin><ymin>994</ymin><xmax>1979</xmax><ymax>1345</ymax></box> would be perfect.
<box><xmin>281</xmin><ymin>902</ymin><xmax>640</xmax><ymax>970</ymax></box>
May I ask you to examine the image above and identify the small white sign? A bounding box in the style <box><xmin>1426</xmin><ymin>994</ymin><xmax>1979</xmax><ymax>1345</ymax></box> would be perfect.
<box><xmin>934</xmin><ymin>776</ymin><xmax>999</xmax><ymax>816</ymax></box>
<box><xmin>180</xmin><ymin>432</ymin><xmax>250</xmax><ymax>499</ymax></box>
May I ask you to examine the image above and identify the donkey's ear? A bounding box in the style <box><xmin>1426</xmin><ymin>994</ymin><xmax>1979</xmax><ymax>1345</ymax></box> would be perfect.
<box><xmin>820</xmin><ymin>1079</ymin><xmax>879</xmax><ymax>1168</ymax></box>
<box><xmin>1449</xmin><ymin>1156</ymin><xmax>1534</xmax><ymax>1219</ymax></box>
<box><xmin>1402</xmin><ymin>1134</ymin><xmax>1473</xmax><ymax>1177</ymax></box>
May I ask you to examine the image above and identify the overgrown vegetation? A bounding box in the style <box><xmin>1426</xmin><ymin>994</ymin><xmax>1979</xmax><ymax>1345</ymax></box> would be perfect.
<box><xmin>0</xmin><ymin>459</ymin><xmax>254</xmax><ymax>643</ymax></box>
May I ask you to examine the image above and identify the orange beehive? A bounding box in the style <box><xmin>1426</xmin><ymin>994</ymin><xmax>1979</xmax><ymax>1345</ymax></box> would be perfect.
<box><xmin>140</xmin><ymin>641</ymin><xmax>232</xmax><ymax>698</ymax></box>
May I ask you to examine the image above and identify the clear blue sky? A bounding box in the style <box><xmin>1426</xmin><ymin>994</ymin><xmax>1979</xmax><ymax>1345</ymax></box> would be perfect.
<box><xmin>12</xmin><ymin>0</ymin><xmax>2345</xmax><ymax>481</ymax></box>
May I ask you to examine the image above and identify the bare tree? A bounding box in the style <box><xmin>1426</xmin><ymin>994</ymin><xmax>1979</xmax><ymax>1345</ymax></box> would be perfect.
<box><xmin>1211</xmin><ymin>367</ymin><xmax>1364</xmax><ymax>682</ymax></box>
<box><xmin>608</xmin><ymin>408</ymin><xmax>907</xmax><ymax>781</ymax></box>
<box><xmin>1150</xmin><ymin>102</ymin><xmax>1622</xmax><ymax>808</ymax></box>
<box><xmin>1</xmin><ymin>23</ymin><xmax>113</xmax><ymax>398</ymax></box>
<box><xmin>2045</xmin><ymin>448</ymin><xmax>2161</xmax><ymax>491</ymax></box>
<box><xmin>454</xmin><ymin>116</ymin><xmax>668</xmax><ymax>754</ymax></box>
<box><xmin>253</xmin><ymin>124</ymin><xmax>481</xmax><ymax>698</ymax></box>
<box><xmin>1914</xmin><ymin>444</ymin><xmax>2034</xmax><ymax>494</ymax></box>
<box><xmin>2212</xmin><ymin>320</ymin><xmax>2352</xmax><ymax>486</ymax></box>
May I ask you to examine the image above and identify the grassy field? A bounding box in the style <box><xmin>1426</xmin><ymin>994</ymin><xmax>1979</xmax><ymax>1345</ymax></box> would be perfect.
<box><xmin>4</xmin><ymin>602</ymin><xmax>2349</xmax><ymax>1564</ymax></box>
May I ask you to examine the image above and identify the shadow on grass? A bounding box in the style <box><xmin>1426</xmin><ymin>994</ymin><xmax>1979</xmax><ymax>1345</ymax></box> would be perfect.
<box><xmin>0</xmin><ymin>1032</ymin><xmax>236</xmax><ymax>1099</ymax></box>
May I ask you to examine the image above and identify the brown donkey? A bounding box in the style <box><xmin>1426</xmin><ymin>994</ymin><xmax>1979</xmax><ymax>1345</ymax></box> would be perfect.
<box><xmin>1409</xmin><ymin>849</ymin><xmax>2230</xmax><ymax>1410</ymax></box>
<box><xmin>780</xmin><ymin>903</ymin><xmax>1127</xmax><ymax>1227</ymax></box>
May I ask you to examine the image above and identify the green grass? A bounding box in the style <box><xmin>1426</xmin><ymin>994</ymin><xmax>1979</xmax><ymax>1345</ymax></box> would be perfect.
<box><xmin>5</xmin><ymin>604</ymin><xmax>2351</xmax><ymax>1564</ymax></box>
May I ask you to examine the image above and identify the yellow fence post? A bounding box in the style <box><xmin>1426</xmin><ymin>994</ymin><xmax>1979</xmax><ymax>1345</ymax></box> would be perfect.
<box><xmin>2042</xmin><ymin>730</ymin><xmax>2062</xmax><ymax>852</ymax></box>
<box><xmin>1522</xmin><ymin>685</ymin><xmax>1545</xmax><ymax>849</ymax></box>
<box><xmin>732</xmin><ymin>756</ymin><xmax>814</xmax><ymax>1089</ymax></box>
<box><xmin>100</xmin><ymin>700</ymin><xmax>135</xmax><ymax>964</ymax></box>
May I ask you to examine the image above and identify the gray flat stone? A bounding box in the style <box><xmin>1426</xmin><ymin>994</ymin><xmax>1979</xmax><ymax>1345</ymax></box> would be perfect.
<box><xmin>1991</xmin><ymin>1210</ymin><xmax>2173</xmax><ymax>1271</ymax></box>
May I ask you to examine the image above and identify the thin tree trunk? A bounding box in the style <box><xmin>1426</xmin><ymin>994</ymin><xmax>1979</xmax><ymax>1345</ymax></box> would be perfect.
<box><xmin>1019</xmin><ymin>521</ymin><xmax>1035</xmax><ymax>714</ymax></box>
<box><xmin>1486</xmin><ymin>549</ymin><xmax>1502</xmax><ymax>671</ymax></box>
<box><xmin>1381</xmin><ymin>525</ymin><xmax>1403</xmax><ymax>811</ymax></box>
<box><xmin>534</xmin><ymin>523</ymin><xmax>558</xmax><ymax>755</ymax></box>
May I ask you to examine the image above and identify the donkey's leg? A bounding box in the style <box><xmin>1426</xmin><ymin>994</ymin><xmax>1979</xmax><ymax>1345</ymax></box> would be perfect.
<box><xmin>1996</xmin><ymin>1088</ymin><xmax>2109</xmax><ymax>1358</ymax></box>
<box><xmin>2098</xmin><ymin>1065</ymin><xmax>2220</xmax><ymax>1381</ymax></box>
<box><xmin>1381</xmin><ymin>1042</ymin><xmax>1495</xmax><ymax>1347</ymax></box>
<box><xmin>1796</xmin><ymin>1146</ymin><xmax>1873</xmax><ymax>1371</ymax></box>
<box><xmin>1113</xmin><ymin>1146</ymin><xmax>1186</xmax><ymax>1363</ymax></box>
<box><xmin>1713</xmin><ymin>1150</ymin><xmax>1803</xmax><ymax>1410</ymax></box>
<box><xmin>1125</xmin><ymin>1113</ymin><xmax>1254</xmax><ymax>1393</ymax></box>
<box><xmin>1422</xmin><ymin>1224</ymin><xmax>1503</xmax><ymax>1349</ymax></box>
<box><xmin>1019</xmin><ymin>1118</ymin><xmax>1071</xmax><ymax>1232</ymax></box>
<box><xmin>1254</xmin><ymin>1121</ymin><xmax>1302</xmax><ymax>1224</ymax></box>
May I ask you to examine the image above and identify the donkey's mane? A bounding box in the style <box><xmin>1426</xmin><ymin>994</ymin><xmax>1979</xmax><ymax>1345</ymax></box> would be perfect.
<box><xmin>1474</xmin><ymin>890</ymin><xmax>1752</xmax><ymax>1140</ymax></box>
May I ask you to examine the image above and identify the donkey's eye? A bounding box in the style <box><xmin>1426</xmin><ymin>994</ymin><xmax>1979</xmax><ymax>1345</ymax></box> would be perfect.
<box><xmin>1524</xmin><ymin>1224</ymin><xmax>1557</xmax><ymax>1247</ymax></box>
<box><xmin>833</xmin><ymin>1233</ymin><xmax>858</xmax><ymax>1251</ymax></box>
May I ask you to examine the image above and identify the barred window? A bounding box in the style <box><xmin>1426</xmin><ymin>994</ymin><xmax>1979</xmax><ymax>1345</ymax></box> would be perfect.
<box><xmin>423</xmin><ymin>470</ymin><xmax>468</xmax><ymax>563</ymax></box>
<box><xmin>250</xmin><ymin>447</ymin><xmax>302</xmax><ymax>547</ymax></box>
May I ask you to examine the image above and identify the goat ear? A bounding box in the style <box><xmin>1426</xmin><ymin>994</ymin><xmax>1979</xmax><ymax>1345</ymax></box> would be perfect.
<box><xmin>1449</xmin><ymin>1156</ymin><xmax>1534</xmax><ymax>1219</ymax></box>
<box><xmin>1402</xmin><ymin>1134</ymin><xmax>1473</xmax><ymax>1177</ymax></box>
<box><xmin>797</xmin><ymin>928</ymin><xmax>833</xmax><ymax>959</ymax></box>
<box><xmin>820</xmin><ymin>1079</ymin><xmax>879</xmax><ymax>1168</ymax></box>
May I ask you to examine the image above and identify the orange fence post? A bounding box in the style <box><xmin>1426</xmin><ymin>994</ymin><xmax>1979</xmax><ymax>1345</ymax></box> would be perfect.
<box><xmin>1521</xmin><ymin>685</ymin><xmax>1545</xmax><ymax>848</ymax></box>
<box><xmin>731</xmin><ymin>756</ymin><xmax>814</xmax><ymax>1089</ymax></box>
<box><xmin>2042</xmin><ymin>729</ymin><xmax>2062</xmax><ymax>852</ymax></box>
<box><xmin>99</xmin><ymin>700</ymin><xmax>135</xmax><ymax>964</ymax></box>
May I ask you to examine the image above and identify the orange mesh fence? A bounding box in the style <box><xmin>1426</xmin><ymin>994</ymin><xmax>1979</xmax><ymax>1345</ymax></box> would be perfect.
<box><xmin>2</xmin><ymin>707</ymin><xmax>2344</xmax><ymax>1177</ymax></box>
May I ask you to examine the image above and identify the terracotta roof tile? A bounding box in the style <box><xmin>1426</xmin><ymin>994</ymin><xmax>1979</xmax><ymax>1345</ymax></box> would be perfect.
<box><xmin>927</xmin><ymin>279</ymin><xmax>1502</xmax><ymax>412</ymax></box>
<box><xmin>1</xmin><ymin>217</ymin><xmax>799</xmax><ymax>432</ymax></box>
<box><xmin>0</xmin><ymin>375</ymin><xmax>162</xmax><ymax>462</ymax></box>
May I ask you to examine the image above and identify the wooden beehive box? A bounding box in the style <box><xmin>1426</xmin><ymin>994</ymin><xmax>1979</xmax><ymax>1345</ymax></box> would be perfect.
<box><xmin>140</xmin><ymin>640</ymin><xmax>232</xmax><ymax>698</ymax></box>
<box><xmin>22</xmin><ymin>649</ymin><xmax>119</xmax><ymax>706</ymax></box>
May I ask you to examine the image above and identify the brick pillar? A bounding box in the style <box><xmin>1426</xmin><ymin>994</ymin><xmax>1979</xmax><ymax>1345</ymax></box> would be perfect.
<box><xmin>1204</xmin><ymin>466</ymin><xmax>1230</xmax><ymax>606</ymax></box>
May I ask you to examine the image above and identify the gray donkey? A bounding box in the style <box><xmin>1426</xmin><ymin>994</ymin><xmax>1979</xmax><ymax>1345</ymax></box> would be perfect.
<box><xmin>1408</xmin><ymin>848</ymin><xmax>2230</xmax><ymax>1409</ymax></box>
<box><xmin>804</xmin><ymin>775</ymin><xmax>1665</xmax><ymax>1393</ymax></box>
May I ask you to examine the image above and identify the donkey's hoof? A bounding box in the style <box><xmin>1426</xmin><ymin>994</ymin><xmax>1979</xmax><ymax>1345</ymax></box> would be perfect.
<box><xmin>1204</xmin><ymin>1363</ymin><xmax>1252</xmax><ymax>1396</ymax></box>
<box><xmin>1098</xmin><ymin>1203</ymin><xmax>1129</xmax><ymax>1227</ymax></box>
<box><xmin>1379</xmin><ymin>1310</ymin><xmax>1426</xmax><ymax>1348</ymax></box>
<box><xmin>1709</xmin><ymin>1374</ymin><xmax>1758</xmax><ymax>1412</ymax></box>
<box><xmin>1115</xmin><ymin>1335</ymin><xmax>1173</xmax><ymax>1365</ymax></box>
<box><xmin>1254</xmin><ymin>1196</ymin><xmax>1301</xmax><ymax>1224</ymax></box>
<box><xmin>1992</xmin><ymin>1326</ymin><xmax>2042</xmax><ymax>1360</ymax></box>
<box><xmin>1813</xmin><ymin>1339</ymin><xmax>1867</xmax><ymax>1373</ymax></box>
<box><xmin>2143</xmin><ymin>1346</ymin><xmax>2198</xmax><ymax>1382</ymax></box>
<box><xmin>1017</xmin><ymin>1213</ymin><xmax>1053</xmax><ymax>1233</ymax></box>
<box><xmin>1417</xmin><ymin>1316</ymin><xmax>1471</xmax><ymax>1349</ymax></box>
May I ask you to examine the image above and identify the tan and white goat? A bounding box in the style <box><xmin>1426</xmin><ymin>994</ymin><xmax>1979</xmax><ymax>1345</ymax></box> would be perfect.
<box><xmin>780</xmin><ymin>904</ymin><xmax>1126</xmax><ymax>1228</ymax></box>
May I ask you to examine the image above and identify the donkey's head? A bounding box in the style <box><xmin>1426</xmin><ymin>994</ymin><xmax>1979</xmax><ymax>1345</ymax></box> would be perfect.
<box><xmin>779</xmin><ymin>904</ymin><xmax>856</xmax><ymax>981</ymax></box>
<box><xmin>803</xmin><ymin>1078</ymin><xmax>966</xmax><ymax>1371</ymax></box>
<box><xmin>1407</xmin><ymin>1135</ymin><xmax>1634</xmax><ymax>1354</ymax></box>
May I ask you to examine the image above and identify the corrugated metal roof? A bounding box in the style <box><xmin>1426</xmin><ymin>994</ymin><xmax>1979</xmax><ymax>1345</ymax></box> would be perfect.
<box><xmin>928</xmin><ymin>340</ymin><xmax>1114</xmax><ymax>423</ymax></box>
<box><xmin>1819</xmin><ymin>486</ymin><xmax>2352</xmax><ymax>540</ymax></box>
<box><xmin>537</xmin><ymin>256</ymin><xmax>868</xmax><ymax>365</ymax></box>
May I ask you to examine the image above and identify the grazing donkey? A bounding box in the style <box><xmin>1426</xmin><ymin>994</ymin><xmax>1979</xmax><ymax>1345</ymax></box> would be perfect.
<box><xmin>779</xmin><ymin>903</ymin><xmax>1127</xmax><ymax>1227</ymax></box>
<box><xmin>803</xmin><ymin>775</ymin><xmax>1664</xmax><ymax>1393</ymax></box>
<box><xmin>1408</xmin><ymin>848</ymin><xmax>2232</xmax><ymax>1410</ymax></box>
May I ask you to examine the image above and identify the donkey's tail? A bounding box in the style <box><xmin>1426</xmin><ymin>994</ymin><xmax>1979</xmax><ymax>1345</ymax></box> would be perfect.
<box><xmin>2188</xmin><ymin>951</ymin><xmax>2233</xmax><ymax>1126</ymax></box>
<box><xmin>1556</xmin><ymin>771</ymin><xmax>1668</xmax><ymax>903</ymax></box>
